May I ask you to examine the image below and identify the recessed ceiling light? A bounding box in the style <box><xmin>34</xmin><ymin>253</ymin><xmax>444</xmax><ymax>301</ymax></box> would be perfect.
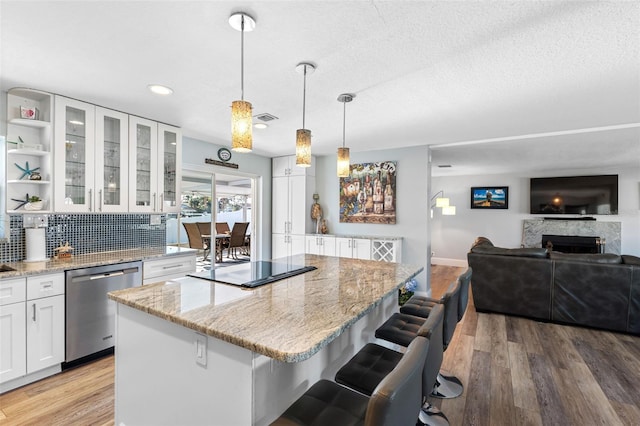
<box><xmin>254</xmin><ymin>123</ymin><xmax>268</xmax><ymax>129</ymax></box>
<box><xmin>148</xmin><ymin>84</ymin><xmax>173</xmax><ymax>95</ymax></box>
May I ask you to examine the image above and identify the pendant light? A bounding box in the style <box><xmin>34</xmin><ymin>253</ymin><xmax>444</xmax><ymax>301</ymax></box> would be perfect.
<box><xmin>295</xmin><ymin>62</ymin><xmax>315</xmax><ymax>167</ymax></box>
<box><xmin>229</xmin><ymin>12</ymin><xmax>256</xmax><ymax>153</ymax></box>
<box><xmin>337</xmin><ymin>93</ymin><xmax>354</xmax><ymax>177</ymax></box>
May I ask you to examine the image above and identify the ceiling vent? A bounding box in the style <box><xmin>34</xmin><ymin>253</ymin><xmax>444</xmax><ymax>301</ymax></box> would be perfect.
<box><xmin>255</xmin><ymin>113</ymin><xmax>279</xmax><ymax>122</ymax></box>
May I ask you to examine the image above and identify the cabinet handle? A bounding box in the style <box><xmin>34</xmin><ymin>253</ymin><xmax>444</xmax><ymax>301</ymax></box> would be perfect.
<box><xmin>160</xmin><ymin>193</ymin><xmax>164</xmax><ymax>212</ymax></box>
<box><xmin>162</xmin><ymin>264</ymin><xmax>182</xmax><ymax>270</ymax></box>
<box><xmin>88</xmin><ymin>188</ymin><xmax>93</xmax><ymax>212</ymax></box>
<box><xmin>153</xmin><ymin>193</ymin><xmax>157</xmax><ymax>212</ymax></box>
<box><xmin>98</xmin><ymin>189</ymin><xmax>103</xmax><ymax>212</ymax></box>
<box><xmin>32</xmin><ymin>303</ymin><xmax>36</xmax><ymax>322</ymax></box>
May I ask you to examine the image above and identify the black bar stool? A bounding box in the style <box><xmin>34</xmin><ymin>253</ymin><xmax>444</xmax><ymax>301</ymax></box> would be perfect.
<box><xmin>335</xmin><ymin>304</ymin><xmax>449</xmax><ymax>426</ymax></box>
<box><xmin>375</xmin><ymin>275</ymin><xmax>464</xmax><ymax>399</ymax></box>
<box><xmin>270</xmin><ymin>334</ymin><xmax>430</xmax><ymax>426</ymax></box>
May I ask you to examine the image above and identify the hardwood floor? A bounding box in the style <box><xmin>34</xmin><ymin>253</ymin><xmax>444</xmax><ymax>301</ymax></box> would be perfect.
<box><xmin>1</xmin><ymin>265</ymin><xmax>639</xmax><ymax>425</ymax></box>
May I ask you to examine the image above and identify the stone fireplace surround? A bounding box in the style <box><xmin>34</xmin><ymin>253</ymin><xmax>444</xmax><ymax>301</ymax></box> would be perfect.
<box><xmin>522</xmin><ymin>218</ymin><xmax>622</xmax><ymax>255</ymax></box>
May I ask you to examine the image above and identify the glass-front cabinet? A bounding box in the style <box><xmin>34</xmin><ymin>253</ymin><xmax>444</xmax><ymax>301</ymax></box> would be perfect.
<box><xmin>158</xmin><ymin>124</ymin><xmax>182</xmax><ymax>213</ymax></box>
<box><xmin>129</xmin><ymin>116</ymin><xmax>158</xmax><ymax>213</ymax></box>
<box><xmin>54</xmin><ymin>98</ymin><xmax>129</xmax><ymax>212</ymax></box>
<box><xmin>96</xmin><ymin>107</ymin><xmax>128</xmax><ymax>212</ymax></box>
<box><xmin>54</xmin><ymin>96</ymin><xmax>96</xmax><ymax>212</ymax></box>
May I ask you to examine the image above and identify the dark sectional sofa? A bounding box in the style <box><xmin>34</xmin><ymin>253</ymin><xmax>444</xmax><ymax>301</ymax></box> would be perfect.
<box><xmin>467</xmin><ymin>237</ymin><xmax>640</xmax><ymax>335</ymax></box>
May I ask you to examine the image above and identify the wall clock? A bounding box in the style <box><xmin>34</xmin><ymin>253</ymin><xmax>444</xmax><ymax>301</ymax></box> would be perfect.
<box><xmin>217</xmin><ymin>148</ymin><xmax>232</xmax><ymax>162</ymax></box>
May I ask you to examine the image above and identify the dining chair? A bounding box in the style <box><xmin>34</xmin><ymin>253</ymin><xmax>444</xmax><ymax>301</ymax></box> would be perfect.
<box><xmin>226</xmin><ymin>222</ymin><xmax>249</xmax><ymax>259</ymax></box>
<box><xmin>215</xmin><ymin>222</ymin><xmax>230</xmax><ymax>234</ymax></box>
<box><xmin>183</xmin><ymin>222</ymin><xmax>209</xmax><ymax>260</ymax></box>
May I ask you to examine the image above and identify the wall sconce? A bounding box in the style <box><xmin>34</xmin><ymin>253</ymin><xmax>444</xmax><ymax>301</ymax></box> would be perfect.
<box><xmin>430</xmin><ymin>190</ymin><xmax>456</xmax><ymax>217</ymax></box>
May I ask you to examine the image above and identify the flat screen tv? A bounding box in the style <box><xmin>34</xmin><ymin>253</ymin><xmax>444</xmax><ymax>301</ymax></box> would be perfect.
<box><xmin>530</xmin><ymin>175</ymin><xmax>618</xmax><ymax>215</ymax></box>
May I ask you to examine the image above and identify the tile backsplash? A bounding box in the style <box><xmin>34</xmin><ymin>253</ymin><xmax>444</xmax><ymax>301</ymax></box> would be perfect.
<box><xmin>0</xmin><ymin>213</ymin><xmax>166</xmax><ymax>263</ymax></box>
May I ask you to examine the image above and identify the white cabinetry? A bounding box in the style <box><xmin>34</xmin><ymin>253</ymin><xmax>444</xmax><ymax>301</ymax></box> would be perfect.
<box><xmin>0</xmin><ymin>278</ymin><xmax>27</xmax><ymax>383</ymax></box>
<box><xmin>158</xmin><ymin>124</ymin><xmax>182</xmax><ymax>213</ymax></box>
<box><xmin>129</xmin><ymin>118</ymin><xmax>182</xmax><ymax>213</ymax></box>
<box><xmin>0</xmin><ymin>273</ymin><xmax>64</xmax><ymax>389</ymax></box>
<box><xmin>54</xmin><ymin>98</ymin><xmax>129</xmax><ymax>212</ymax></box>
<box><xmin>273</xmin><ymin>234</ymin><xmax>306</xmax><ymax>260</ymax></box>
<box><xmin>272</xmin><ymin>155</ymin><xmax>315</xmax><ymax>259</ymax></box>
<box><xmin>305</xmin><ymin>235</ymin><xmax>336</xmax><ymax>256</ymax></box>
<box><xmin>5</xmin><ymin>88</ymin><xmax>54</xmax><ymax>213</ymax></box>
<box><xmin>143</xmin><ymin>252</ymin><xmax>196</xmax><ymax>285</ymax></box>
<box><xmin>336</xmin><ymin>237</ymin><xmax>372</xmax><ymax>260</ymax></box>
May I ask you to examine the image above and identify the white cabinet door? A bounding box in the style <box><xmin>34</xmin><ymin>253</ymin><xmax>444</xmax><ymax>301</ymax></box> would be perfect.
<box><xmin>307</xmin><ymin>235</ymin><xmax>336</xmax><ymax>256</ymax></box>
<box><xmin>272</xmin><ymin>156</ymin><xmax>291</xmax><ymax>177</ymax></box>
<box><xmin>54</xmin><ymin>96</ymin><xmax>96</xmax><ymax>212</ymax></box>
<box><xmin>336</xmin><ymin>237</ymin><xmax>353</xmax><ymax>258</ymax></box>
<box><xmin>129</xmin><ymin>116</ymin><xmax>158</xmax><ymax>212</ymax></box>
<box><xmin>335</xmin><ymin>237</ymin><xmax>371</xmax><ymax>259</ymax></box>
<box><xmin>26</xmin><ymin>294</ymin><xmax>64</xmax><ymax>374</ymax></box>
<box><xmin>0</xmin><ymin>302</ymin><xmax>26</xmax><ymax>383</ymax></box>
<box><xmin>158</xmin><ymin>124</ymin><xmax>182</xmax><ymax>213</ymax></box>
<box><xmin>320</xmin><ymin>236</ymin><xmax>336</xmax><ymax>256</ymax></box>
<box><xmin>352</xmin><ymin>238</ymin><xmax>372</xmax><ymax>260</ymax></box>
<box><xmin>289</xmin><ymin>176</ymin><xmax>307</xmax><ymax>235</ymax></box>
<box><xmin>272</xmin><ymin>234</ymin><xmax>289</xmax><ymax>259</ymax></box>
<box><xmin>272</xmin><ymin>177</ymin><xmax>289</xmax><ymax>234</ymax></box>
<box><xmin>289</xmin><ymin>234</ymin><xmax>306</xmax><ymax>256</ymax></box>
<box><xmin>305</xmin><ymin>235</ymin><xmax>320</xmax><ymax>255</ymax></box>
<box><xmin>95</xmin><ymin>107</ymin><xmax>129</xmax><ymax>212</ymax></box>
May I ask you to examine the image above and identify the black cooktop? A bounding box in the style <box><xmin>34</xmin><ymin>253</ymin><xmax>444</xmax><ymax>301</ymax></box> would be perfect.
<box><xmin>188</xmin><ymin>261</ymin><xmax>317</xmax><ymax>288</ymax></box>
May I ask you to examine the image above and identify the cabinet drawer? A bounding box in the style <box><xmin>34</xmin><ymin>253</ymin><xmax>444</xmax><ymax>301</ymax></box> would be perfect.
<box><xmin>143</xmin><ymin>255</ymin><xmax>196</xmax><ymax>281</ymax></box>
<box><xmin>0</xmin><ymin>278</ymin><xmax>27</xmax><ymax>306</ymax></box>
<box><xmin>26</xmin><ymin>273</ymin><xmax>65</xmax><ymax>300</ymax></box>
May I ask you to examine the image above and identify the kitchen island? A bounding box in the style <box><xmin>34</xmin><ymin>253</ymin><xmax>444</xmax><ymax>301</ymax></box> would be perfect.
<box><xmin>108</xmin><ymin>254</ymin><xmax>423</xmax><ymax>426</ymax></box>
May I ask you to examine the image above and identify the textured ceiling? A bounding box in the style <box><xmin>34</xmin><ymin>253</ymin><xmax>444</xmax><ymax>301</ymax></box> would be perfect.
<box><xmin>1</xmin><ymin>1</ymin><xmax>639</xmax><ymax>175</ymax></box>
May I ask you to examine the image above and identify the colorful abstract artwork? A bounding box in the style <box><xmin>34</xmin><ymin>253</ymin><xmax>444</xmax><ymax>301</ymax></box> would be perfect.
<box><xmin>339</xmin><ymin>161</ymin><xmax>396</xmax><ymax>224</ymax></box>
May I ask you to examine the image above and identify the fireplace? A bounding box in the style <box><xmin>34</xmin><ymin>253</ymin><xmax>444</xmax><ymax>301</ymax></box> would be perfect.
<box><xmin>523</xmin><ymin>219</ymin><xmax>621</xmax><ymax>254</ymax></box>
<box><xmin>542</xmin><ymin>234</ymin><xmax>603</xmax><ymax>254</ymax></box>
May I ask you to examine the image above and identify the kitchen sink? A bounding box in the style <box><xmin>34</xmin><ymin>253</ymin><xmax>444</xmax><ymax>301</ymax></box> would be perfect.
<box><xmin>0</xmin><ymin>264</ymin><xmax>16</xmax><ymax>272</ymax></box>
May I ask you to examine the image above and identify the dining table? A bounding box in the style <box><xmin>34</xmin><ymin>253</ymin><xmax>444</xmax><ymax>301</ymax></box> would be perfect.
<box><xmin>201</xmin><ymin>233</ymin><xmax>230</xmax><ymax>263</ymax></box>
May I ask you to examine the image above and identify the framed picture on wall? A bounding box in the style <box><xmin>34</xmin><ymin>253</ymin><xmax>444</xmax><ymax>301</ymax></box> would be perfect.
<box><xmin>339</xmin><ymin>161</ymin><xmax>396</xmax><ymax>224</ymax></box>
<box><xmin>470</xmin><ymin>186</ymin><xmax>509</xmax><ymax>209</ymax></box>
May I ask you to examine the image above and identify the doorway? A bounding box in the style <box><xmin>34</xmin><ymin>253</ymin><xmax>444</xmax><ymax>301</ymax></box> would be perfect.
<box><xmin>167</xmin><ymin>170</ymin><xmax>256</xmax><ymax>270</ymax></box>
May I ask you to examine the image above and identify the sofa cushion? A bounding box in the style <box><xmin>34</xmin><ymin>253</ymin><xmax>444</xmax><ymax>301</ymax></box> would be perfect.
<box><xmin>470</xmin><ymin>245</ymin><xmax>548</xmax><ymax>258</ymax></box>
<box><xmin>622</xmin><ymin>255</ymin><xmax>640</xmax><ymax>265</ymax></box>
<box><xmin>549</xmin><ymin>252</ymin><xmax>622</xmax><ymax>264</ymax></box>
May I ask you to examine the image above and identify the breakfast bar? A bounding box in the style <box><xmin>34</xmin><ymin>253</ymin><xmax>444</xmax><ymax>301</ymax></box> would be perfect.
<box><xmin>108</xmin><ymin>254</ymin><xmax>423</xmax><ymax>426</ymax></box>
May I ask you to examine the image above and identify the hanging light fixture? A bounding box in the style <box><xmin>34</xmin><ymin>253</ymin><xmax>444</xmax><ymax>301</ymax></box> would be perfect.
<box><xmin>337</xmin><ymin>93</ymin><xmax>354</xmax><ymax>177</ymax></box>
<box><xmin>229</xmin><ymin>12</ymin><xmax>256</xmax><ymax>153</ymax></box>
<box><xmin>295</xmin><ymin>62</ymin><xmax>315</xmax><ymax>167</ymax></box>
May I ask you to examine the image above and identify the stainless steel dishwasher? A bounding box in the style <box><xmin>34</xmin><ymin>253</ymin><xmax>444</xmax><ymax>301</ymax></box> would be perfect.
<box><xmin>65</xmin><ymin>261</ymin><xmax>142</xmax><ymax>363</ymax></box>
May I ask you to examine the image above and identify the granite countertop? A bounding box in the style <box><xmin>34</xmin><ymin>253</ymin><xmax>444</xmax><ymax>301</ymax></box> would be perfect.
<box><xmin>0</xmin><ymin>246</ymin><xmax>197</xmax><ymax>278</ymax></box>
<box><xmin>108</xmin><ymin>254</ymin><xmax>423</xmax><ymax>363</ymax></box>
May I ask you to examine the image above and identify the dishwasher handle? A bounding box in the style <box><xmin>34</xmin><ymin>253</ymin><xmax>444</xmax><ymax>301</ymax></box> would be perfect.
<box><xmin>81</xmin><ymin>266</ymin><xmax>139</xmax><ymax>281</ymax></box>
<box><xmin>89</xmin><ymin>271</ymin><xmax>124</xmax><ymax>280</ymax></box>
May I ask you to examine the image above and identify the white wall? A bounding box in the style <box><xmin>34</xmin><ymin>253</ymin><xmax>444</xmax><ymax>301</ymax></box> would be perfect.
<box><xmin>431</xmin><ymin>165</ymin><xmax>640</xmax><ymax>263</ymax></box>
<box><xmin>315</xmin><ymin>146</ymin><xmax>431</xmax><ymax>294</ymax></box>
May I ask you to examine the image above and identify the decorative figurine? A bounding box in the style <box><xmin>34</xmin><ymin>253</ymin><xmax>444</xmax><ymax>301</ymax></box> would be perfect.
<box><xmin>55</xmin><ymin>242</ymin><xmax>74</xmax><ymax>260</ymax></box>
<box><xmin>320</xmin><ymin>219</ymin><xmax>328</xmax><ymax>234</ymax></box>
<box><xmin>310</xmin><ymin>193</ymin><xmax>323</xmax><ymax>233</ymax></box>
<box><xmin>11</xmin><ymin>193</ymin><xmax>30</xmax><ymax>210</ymax></box>
<box><xmin>15</xmin><ymin>161</ymin><xmax>40</xmax><ymax>180</ymax></box>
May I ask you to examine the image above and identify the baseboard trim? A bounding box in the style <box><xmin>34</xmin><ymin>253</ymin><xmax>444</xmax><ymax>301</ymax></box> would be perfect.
<box><xmin>431</xmin><ymin>257</ymin><xmax>468</xmax><ymax>267</ymax></box>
